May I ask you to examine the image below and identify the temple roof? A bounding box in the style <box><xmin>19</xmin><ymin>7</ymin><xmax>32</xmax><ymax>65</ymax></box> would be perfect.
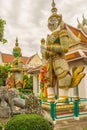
<box><xmin>65</xmin><ymin>49</ymin><xmax>87</xmax><ymax>62</ymax></box>
<box><xmin>26</xmin><ymin>54</ymin><xmax>36</xmax><ymax>64</ymax></box>
<box><xmin>25</xmin><ymin>53</ymin><xmax>42</xmax><ymax>69</ymax></box>
<box><xmin>27</xmin><ymin>65</ymin><xmax>41</xmax><ymax>74</ymax></box>
<box><xmin>65</xmin><ymin>24</ymin><xmax>87</xmax><ymax>43</ymax></box>
<box><xmin>64</xmin><ymin>23</ymin><xmax>87</xmax><ymax>62</ymax></box>
<box><xmin>1</xmin><ymin>53</ymin><xmax>29</xmax><ymax>64</ymax></box>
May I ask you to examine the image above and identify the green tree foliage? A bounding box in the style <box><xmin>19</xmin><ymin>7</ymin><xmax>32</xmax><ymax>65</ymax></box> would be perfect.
<box><xmin>0</xmin><ymin>65</ymin><xmax>7</xmax><ymax>86</ymax></box>
<box><xmin>5</xmin><ymin>114</ymin><xmax>52</xmax><ymax>130</ymax></box>
<box><xmin>0</xmin><ymin>63</ymin><xmax>11</xmax><ymax>86</ymax></box>
<box><xmin>0</xmin><ymin>18</ymin><xmax>7</xmax><ymax>44</ymax></box>
<box><xmin>23</xmin><ymin>73</ymin><xmax>33</xmax><ymax>89</ymax></box>
<box><xmin>18</xmin><ymin>74</ymin><xmax>33</xmax><ymax>95</ymax></box>
<box><xmin>0</xmin><ymin>123</ymin><xmax>2</xmax><ymax>130</ymax></box>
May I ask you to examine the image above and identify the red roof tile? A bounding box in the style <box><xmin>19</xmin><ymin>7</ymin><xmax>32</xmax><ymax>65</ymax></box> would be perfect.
<box><xmin>83</xmin><ymin>51</ymin><xmax>87</xmax><ymax>56</ymax></box>
<box><xmin>65</xmin><ymin>24</ymin><xmax>87</xmax><ymax>43</ymax></box>
<box><xmin>2</xmin><ymin>53</ymin><xmax>28</xmax><ymax>64</ymax></box>
<box><xmin>65</xmin><ymin>51</ymin><xmax>81</xmax><ymax>60</ymax></box>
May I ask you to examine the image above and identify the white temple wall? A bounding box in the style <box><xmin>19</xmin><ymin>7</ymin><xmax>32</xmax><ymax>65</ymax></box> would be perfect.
<box><xmin>33</xmin><ymin>73</ymin><xmax>40</xmax><ymax>97</ymax></box>
<box><xmin>80</xmin><ymin>66</ymin><xmax>87</xmax><ymax>98</ymax></box>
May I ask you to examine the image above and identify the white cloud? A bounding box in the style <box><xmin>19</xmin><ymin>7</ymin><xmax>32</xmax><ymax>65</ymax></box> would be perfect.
<box><xmin>0</xmin><ymin>0</ymin><xmax>87</xmax><ymax>57</ymax></box>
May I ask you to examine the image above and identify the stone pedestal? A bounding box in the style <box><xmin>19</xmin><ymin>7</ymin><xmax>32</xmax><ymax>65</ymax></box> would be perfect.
<box><xmin>59</xmin><ymin>88</ymin><xmax>69</xmax><ymax>97</ymax></box>
<box><xmin>0</xmin><ymin>106</ymin><xmax>11</xmax><ymax>118</ymax></box>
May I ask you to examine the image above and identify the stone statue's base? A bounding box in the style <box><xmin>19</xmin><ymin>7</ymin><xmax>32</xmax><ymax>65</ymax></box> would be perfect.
<box><xmin>41</xmin><ymin>102</ymin><xmax>85</xmax><ymax>116</ymax></box>
<box><xmin>0</xmin><ymin>106</ymin><xmax>11</xmax><ymax>118</ymax></box>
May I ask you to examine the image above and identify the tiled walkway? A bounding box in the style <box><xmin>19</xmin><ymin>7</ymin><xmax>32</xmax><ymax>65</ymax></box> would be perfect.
<box><xmin>54</xmin><ymin>117</ymin><xmax>87</xmax><ymax>130</ymax></box>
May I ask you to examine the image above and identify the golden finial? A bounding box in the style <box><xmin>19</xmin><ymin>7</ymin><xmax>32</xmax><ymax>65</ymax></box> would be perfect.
<box><xmin>41</xmin><ymin>38</ymin><xmax>45</xmax><ymax>45</ymax></box>
<box><xmin>15</xmin><ymin>37</ymin><xmax>18</xmax><ymax>46</ymax></box>
<box><xmin>52</xmin><ymin>0</ymin><xmax>55</xmax><ymax>8</ymax></box>
<box><xmin>51</xmin><ymin>0</ymin><xmax>57</xmax><ymax>14</ymax></box>
<box><xmin>13</xmin><ymin>37</ymin><xmax>22</xmax><ymax>57</ymax></box>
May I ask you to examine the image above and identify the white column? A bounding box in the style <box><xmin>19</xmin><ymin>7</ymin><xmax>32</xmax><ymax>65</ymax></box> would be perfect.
<box><xmin>33</xmin><ymin>74</ymin><xmax>38</xmax><ymax>97</ymax></box>
<box><xmin>79</xmin><ymin>66</ymin><xmax>87</xmax><ymax>98</ymax></box>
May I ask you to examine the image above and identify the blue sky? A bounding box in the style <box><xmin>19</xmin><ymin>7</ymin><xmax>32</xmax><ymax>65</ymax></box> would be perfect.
<box><xmin>0</xmin><ymin>0</ymin><xmax>87</xmax><ymax>57</ymax></box>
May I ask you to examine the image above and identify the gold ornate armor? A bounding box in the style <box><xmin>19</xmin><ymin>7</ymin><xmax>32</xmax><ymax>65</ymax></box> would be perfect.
<box><xmin>45</xmin><ymin>28</ymin><xmax>72</xmax><ymax>89</ymax></box>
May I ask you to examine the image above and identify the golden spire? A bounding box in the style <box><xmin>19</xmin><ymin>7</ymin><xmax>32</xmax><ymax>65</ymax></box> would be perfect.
<box><xmin>15</xmin><ymin>37</ymin><xmax>18</xmax><ymax>46</ymax></box>
<box><xmin>13</xmin><ymin>37</ymin><xmax>22</xmax><ymax>57</ymax></box>
<box><xmin>51</xmin><ymin>0</ymin><xmax>57</xmax><ymax>14</ymax></box>
<box><xmin>41</xmin><ymin>38</ymin><xmax>45</xmax><ymax>45</ymax></box>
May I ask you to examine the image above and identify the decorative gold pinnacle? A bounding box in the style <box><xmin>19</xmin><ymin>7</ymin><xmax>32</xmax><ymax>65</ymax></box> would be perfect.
<box><xmin>52</xmin><ymin>0</ymin><xmax>55</xmax><ymax>8</ymax></box>
<box><xmin>15</xmin><ymin>37</ymin><xmax>18</xmax><ymax>46</ymax></box>
<box><xmin>41</xmin><ymin>38</ymin><xmax>45</xmax><ymax>45</ymax></box>
<box><xmin>51</xmin><ymin>0</ymin><xmax>57</xmax><ymax>14</ymax></box>
<box><xmin>13</xmin><ymin>37</ymin><xmax>22</xmax><ymax>57</ymax></box>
